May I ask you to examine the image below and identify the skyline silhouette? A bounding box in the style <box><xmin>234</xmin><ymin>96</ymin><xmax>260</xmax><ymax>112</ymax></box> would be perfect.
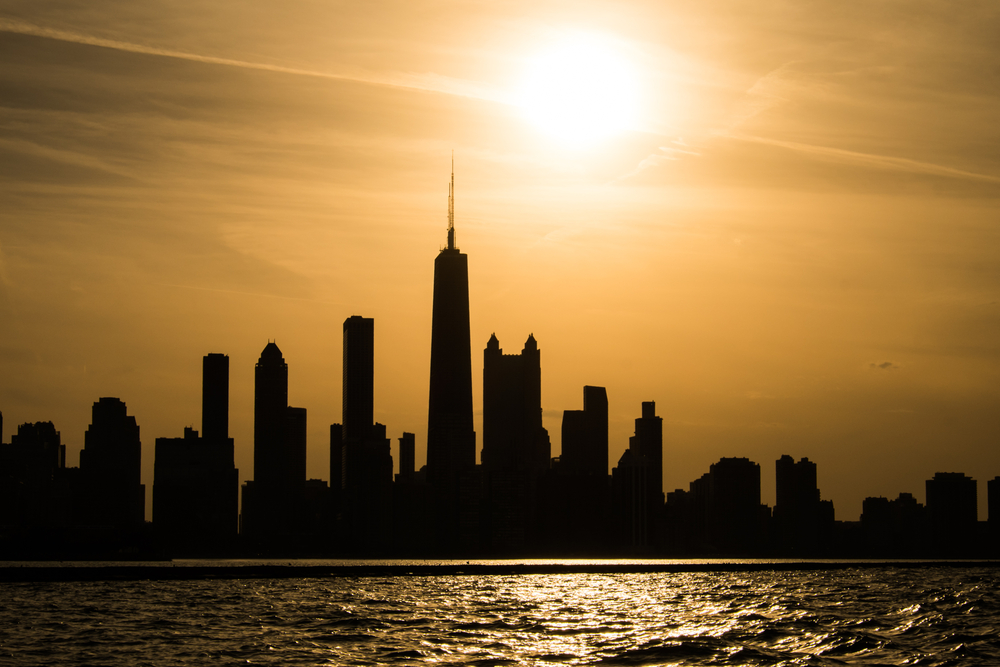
<box><xmin>2</xmin><ymin>185</ymin><xmax>1000</xmax><ymax>557</ymax></box>
<box><xmin>1</xmin><ymin>3</ymin><xmax>999</xmax><ymax>528</ymax></box>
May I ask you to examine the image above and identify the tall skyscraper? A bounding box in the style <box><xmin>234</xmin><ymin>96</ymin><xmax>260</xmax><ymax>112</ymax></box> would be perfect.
<box><xmin>426</xmin><ymin>163</ymin><xmax>476</xmax><ymax>497</ymax></box>
<box><xmin>153</xmin><ymin>353</ymin><xmax>239</xmax><ymax>553</ymax></box>
<box><xmin>79</xmin><ymin>397</ymin><xmax>145</xmax><ymax>529</ymax></box>
<box><xmin>613</xmin><ymin>401</ymin><xmax>664</xmax><ymax>550</ymax></box>
<box><xmin>202</xmin><ymin>353</ymin><xmax>229</xmax><ymax>443</ymax></box>
<box><xmin>243</xmin><ymin>342</ymin><xmax>306</xmax><ymax>542</ymax></box>
<box><xmin>339</xmin><ymin>316</ymin><xmax>392</xmax><ymax>551</ymax></box>
<box><xmin>482</xmin><ymin>333</ymin><xmax>551</xmax><ymax>551</ymax></box>
<box><xmin>482</xmin><ymin>333</ymin><xmax>549</xmax><ymax>475</ymax></box>
<box><xmin>254</xmin><ymin>342</ymin><xmax>288</xmax><ymax>490</ymax></box>
<box><xmin>630</xmin><ymin>401</ymin><xmax>663</xmax><ymax>506</ymax></box>
<box><xmin>561</xmin><ymin>385</ymin><xmax>608</xmax><ymax>477</ymax></box>
<box><xmin>342</xmin><ymin>316</ymin><xmax>375</xmax><ymax>443</ymax></box>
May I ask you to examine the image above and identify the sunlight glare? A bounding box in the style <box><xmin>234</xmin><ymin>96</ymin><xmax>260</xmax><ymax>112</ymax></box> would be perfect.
<box><xmin>516</xmin><ymin>34</ymin><xmax>639</xmax><ymax>148</ymax></box>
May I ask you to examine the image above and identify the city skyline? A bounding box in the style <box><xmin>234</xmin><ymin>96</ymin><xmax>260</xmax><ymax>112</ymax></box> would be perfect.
<box><xmin>1</xmin><ymin>2</ymin><xmax>999</xmax><ymax>523</ymax></box>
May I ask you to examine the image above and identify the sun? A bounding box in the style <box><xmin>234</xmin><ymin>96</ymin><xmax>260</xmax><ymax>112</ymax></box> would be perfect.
<box><xmin>516</xmin><ymin>34</ymin><xmax>639</xmax><ymax>148</ymax></box>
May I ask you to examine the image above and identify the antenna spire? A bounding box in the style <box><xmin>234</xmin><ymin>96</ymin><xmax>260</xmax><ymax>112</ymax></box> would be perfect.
<box><xmin>447</xmin><ymin>152</ymin><xmax>455</xmax><ymax>250</ymax></box>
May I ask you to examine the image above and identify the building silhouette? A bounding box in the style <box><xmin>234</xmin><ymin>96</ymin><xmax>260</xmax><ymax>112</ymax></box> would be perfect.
<box><xmin>202</xmin><ymin>353</ymin><xmax>229</xmax><ymax>443</ymax></box>
<box><xmin>926</xmin><ymin>472</ymin><xmax>978</xmax><ymax>556</ymax></box>
<box><xmin>989</xmin><ymin>476</ymin><xmax>1000</xmax><ymax>555</ymax></box>
<box><xmin>612</xmin><ymin>401</ymin><xmax>663</xmax><ymax>551</ymax></box>
<box><xmin>242</xmin><ymin>342</ymin><xmax>307</xmax><ymax>544</ymax></box>
<box><xmin>0</xmin><ymin>421</ymin><xmax>75</xmax><ymax>533</ymax></box>
<box><xmin>481</xmin><ymin>333</ymin><xmax>550</xmax><ymax>552</ymax></box>
<box><xmin>425</xmin><ymin>163</ymin><xmax>477</xmax><ymax>551</ymax></box>
<box><xmin>561</xmin><ymin>386</ymin><xmax>608</xmax><ymax>478</ymax></box>
<box><xmin>339</xmin><ymin>316</ymin><xmax>393</xmax><ymax>552</ymax></box>
<box><xmin>153</xmin><ymin>354</ymin><xmax>239</xmax><ymax>554</ymax></box>
<box><xmin>860</xmin><ymin>492</ymin><xmax>926</xmax><ymax>556</ymax></box>
<box><xmin>397</xmin><ymin>432</ymin><xmax>415</xmax><ymax>484</ymax></box>
<box><xmin>773</xmin><ymin>455</ymin><xmax>834</xmax><ymax>555</ymax></box>
<box><xmin>78</xmin><ymin>398</ymin><xmax>144</xmax><ymax>531</ymax></box>
<box><xmin>707</xmin><ymin>457</ymin><xmax>765</xmax><ymax>553</ymax></box>
<box><xmin>536</xmin><ymin>385</ymin><xmax>610</xmax><ymax>554</ymax></box>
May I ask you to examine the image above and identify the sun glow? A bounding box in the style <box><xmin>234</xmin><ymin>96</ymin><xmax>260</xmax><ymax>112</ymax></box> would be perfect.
<box><xmin>516</xmin><ymin>34</ymin><xmax>639</xmax><ymax>148</ymax></box>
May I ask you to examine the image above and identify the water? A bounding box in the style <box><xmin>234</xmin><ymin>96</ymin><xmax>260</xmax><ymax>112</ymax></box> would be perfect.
<box><xmin>1</xmin><ymin>564</ymin><xmax>999</xmax><ymax>665</ymax></box>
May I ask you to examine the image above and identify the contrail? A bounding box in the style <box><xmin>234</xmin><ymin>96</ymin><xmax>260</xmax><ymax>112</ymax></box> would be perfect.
<box><xmin>727</xmin><ymin>132</ymin><xmax>1000</xmax><ymax>185</ymax></box>
<box><xmin>0</xmin><ymin>18</ymin><xmax>503</xmax><ymax>102</ymax></box>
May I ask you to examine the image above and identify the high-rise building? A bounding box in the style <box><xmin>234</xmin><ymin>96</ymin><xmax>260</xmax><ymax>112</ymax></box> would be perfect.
<box><xmin>339</xmin><ymin>316</ymin><xmax>392</xmax><ymax>551</ymax></box>
<box><xmin>254</xmin><ymin>342</ymin><xmax>288</xmax><ymax>490</ymax></box>
<box><xmin>153</xmin><ymin>354</ymin><xmax>239</xmax><ymax>554</ymax></box>
<box><xmin>482</xmin><ymin>333</ymin><xmax>549</xmax><ymax>475</ymax></box>
<box><xmin>79</xmin><ymin>397</ymin><xmax>145</xmax><ymax>529</ymax></box>
<box><xmin>243</xmin><ymin>342</ymin><xmax>306</xmax><ymax>542</ymax></box>
<box><xmin>926</xmin><ymin>472</ymin><xmax>978</xmax><ymax>555</ymax></box>
<box><xmin>773</xmin><ymin>455</ymin><xmax>833</xmax><ymax>554</ymax></box>
<box><xmin>630</xmin><ymin>401</ymin><xmax>663</xmax><ymax>506</ymax></box>
<box><xmin>426</xmin><ymin>162</ymin><xmax>477</xmax><ymax>549</ymax></box>
<box><xmin>202</xmin><ymin>353</ymin><xmax>229</xmax><ymax>443</ymax></box>
<box><xmin>0</xmin><ymin>421</ymin><xmax>73</xmax><ymax>531</ymax></box>
<box><xmin>560</xmin><ymin>386</ymin><xmax>608</xmax><ymax>477</ymax></box>
<box><xmin>397</xmin><ymin>432</ymin><xmax>416</xmax><ymax>484</ymax></box>
<box><xmin>481</xmin><ymin>333</ymin><xmax>551</xmax><ymax>552</ymax></box>
<box><xmin>342</xmin><ymin>316</ymin><xmax>375</xmax><ymax>444</ymax></box>
<box><xmin>613</xmin><ymin>401</ymin><xmax>664</xmax><ymax>551</ymax></box>
<box><xmin>707</xmin><ymin>457</ymin><xmax>764</xmax><ymax>553</ymax></box>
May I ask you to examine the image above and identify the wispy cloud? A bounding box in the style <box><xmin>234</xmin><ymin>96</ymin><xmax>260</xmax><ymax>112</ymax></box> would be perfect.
<box><xmin>728</xmin><ymin>133</ymin><xmax>1000</xmax><ymax>185</ymax></box>
<box><xmin>0</xmin><ymin>18</ymin><xmax>502</xmax><ymax>103</ymax></box>
<box><xmin>616</xmin><ymin>139</ymin><xmax>700</xmax><ymax>181</ymax></box>
<box><xmin>870</xmin><ymin>361</ymin><xmax>900</xmax><ymax>371</ymax></box>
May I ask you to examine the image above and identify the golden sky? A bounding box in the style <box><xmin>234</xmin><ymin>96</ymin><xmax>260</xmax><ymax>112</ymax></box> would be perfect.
<box><xmin>1</xmin><ymin>1</ymin><xmax>998</xmax><ymax>521</ymax></box>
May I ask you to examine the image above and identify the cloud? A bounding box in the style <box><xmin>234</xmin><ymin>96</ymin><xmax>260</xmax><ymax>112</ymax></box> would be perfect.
<box><xmin>727</xmin><ymin>133</ymin><xmax>1000</xmax><ymax>185</ymax></box>
<box><xmin>615</xmin><ymin>141</ymin><xmax>701</xmax><ymax>181</ymax></box>
<box><xmin>0</xmin><ymin>18</ymin><xmax>502</xmax><ymax>103</ymax></box>
<box><xmin>870</xmin><ymin>361</ymin><xmax>900</xmax><ymax>371</ymax></box>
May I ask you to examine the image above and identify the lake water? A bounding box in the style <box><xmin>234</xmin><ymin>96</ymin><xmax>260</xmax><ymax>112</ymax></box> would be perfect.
<box><xmin>1</xmin><ymin>562</ymin><xmax>998</xmax><ymax>665</ymax></box>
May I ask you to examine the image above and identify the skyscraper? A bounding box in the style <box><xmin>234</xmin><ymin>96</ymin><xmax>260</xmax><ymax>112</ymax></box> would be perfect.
<box><xmin>561</xmin><ymin>386</ymin><xmax>608</xmax><ymax>477</ymax></box>
<box><xmin>254</xmin><ymin>342</ymin><xmax>288</xmax><ymax>490</ymax></box>
<box><xmin>153</xmin><ymin>353</ymin><xmax>239</xmax><ymax>554</ymax></box>
<box><xmin>243</xmin><ymin>342</ymin><xmax>306</xmax><ymax>542</ymax></box>
<box><xmin>202</xmin><ymin>353</ymin><xmax>229</xmax><ymax>443</ymax></box>
<box><xmin>342</xmin><ymin>316</ymin><xmax>375</xmax><ymax>443</ymax></box>
<box><xmin>482</xmin><ymin>333</ymin><xmax>549</xmax><ymax>475</ymax></box>
<box><xmin>339</xmin><ymin>316</ymin><xmax>392</xmax><ymax>551</ymax></box>
<box><xmin>482</xmin><ymin>333</ymin><xmax>550</xmax><ymax>551</ymax></box>
<box><xmin>426</xmin><ymin>163</ymin><xmax>476</xmax><ymax>531</ymax></box>
<box><xmin>79</xmin><ymin>397</ymin><xmax>144</xmax><ymax>529</ymax></box>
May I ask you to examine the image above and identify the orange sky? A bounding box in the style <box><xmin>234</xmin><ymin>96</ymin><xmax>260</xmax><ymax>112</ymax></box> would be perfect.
<box><xmin>1</xmin><ymin>1</ymin><xmax>999</xmax><ymax>521</ymax></box>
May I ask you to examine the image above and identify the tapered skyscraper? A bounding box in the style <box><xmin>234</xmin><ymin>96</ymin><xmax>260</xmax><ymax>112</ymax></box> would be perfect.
<box><xmin>426</xmin><ymin>161</ymin><xmax>476</xmax><ymax>502</ymax></box>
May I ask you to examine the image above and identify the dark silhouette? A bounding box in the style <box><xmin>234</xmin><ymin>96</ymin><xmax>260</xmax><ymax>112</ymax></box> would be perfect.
<box><xmin>481</xmin><ymin>333</ymin><xmax>551</xmax><ymax>553</ymax></box>
<box><xmin>773</xmin><ymin>455</ymin><xmax>835</xmax><ymax>555</ymax></box>
<box><xmin>79</xmin><ymin>398</ymin><xmax>144</xmax><ymax>531</ymax></box>
<box><xmin>425</xmin><ymin>163</ymin><xmax>477</xmax><ymax>553</ymax></box>
<box><xmin>152</xmin><ymin>353</ymin><xmax>239</xmax><ymax>555</ymax></box>
<box><xmin>241</xmin><ymin>342</ymin><xmax>307</xmax><ymax>545</ymax></box>
<box><xmin>3</xmin><ymin>168</ymin><xmax>999</xmax><ymax>560</ymax></box>
<box><xmin>340</xmin><ymin>316</ymin><xmax>393</xmax><ymax>552</ymax></box>
<box><xmin>202</xmin><ymin>353</ymin><xmax>229</xmax><ymax>442</ymax></box>
<box><xmin>535</xmin><ymin>386</ymin><xmax>611</xmax><ymax>555</ymax></box>
<box><xmin>611</xmin><ymin>401</ymin><xmax>663</xmax><ymax>552</ymax></box>
<box><xmin>926</xmin><ymin>472</ymin><xmax>978</xmax><ymax>556</ymax></box>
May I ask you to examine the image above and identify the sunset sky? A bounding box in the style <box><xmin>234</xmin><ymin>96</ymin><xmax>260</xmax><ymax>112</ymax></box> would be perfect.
<box><xmin>2</xmin><ymin>1</ymin><xmax>998</xmax><ymax>521</ymax></box>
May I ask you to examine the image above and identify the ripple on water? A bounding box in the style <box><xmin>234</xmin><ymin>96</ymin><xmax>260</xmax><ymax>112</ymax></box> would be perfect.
<box><xmin>2</xmin><ymin>567</ymin><xmax>1000</xmax><ymax>666</ymax></box>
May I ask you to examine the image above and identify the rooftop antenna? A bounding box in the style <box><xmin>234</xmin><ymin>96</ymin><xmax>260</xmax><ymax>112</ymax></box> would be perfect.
<box><xmin>447</xmin><ymin>152</ymin><xmax>455</xmax><ymax>250</ymax></box>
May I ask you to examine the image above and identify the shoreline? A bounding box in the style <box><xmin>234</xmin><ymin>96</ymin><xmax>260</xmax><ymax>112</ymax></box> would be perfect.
<box><xmin>1</xmin><ymin>559</ymin><xmax>998</xmax><ymax>582</ymax></box>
